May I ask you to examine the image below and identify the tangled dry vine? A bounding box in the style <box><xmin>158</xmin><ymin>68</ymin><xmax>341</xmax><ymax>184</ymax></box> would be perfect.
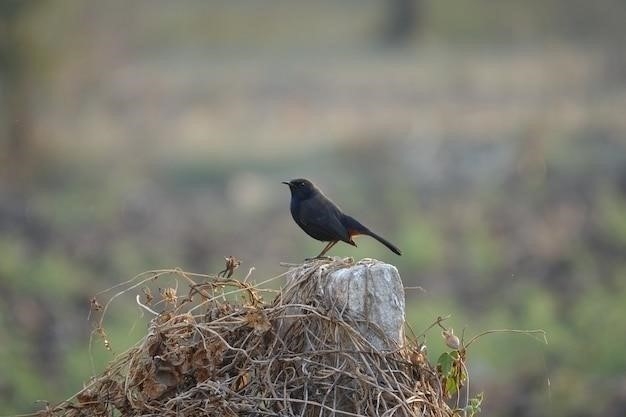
<box><xmin>38</xmin><ymin>259</ymin><xmax>454</xmax><ymax>417</ymax></box>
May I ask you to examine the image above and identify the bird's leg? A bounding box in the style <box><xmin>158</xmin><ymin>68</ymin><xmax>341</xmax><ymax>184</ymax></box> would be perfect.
<box><xmin>316</xmin><ymin>240</ymin><xmax>338</xmax><ymax>258</ymax></box>
<box><xmin>305</xmin><ymin>241</ymin><xmax>338</xmax><ymax>261</ymax></box>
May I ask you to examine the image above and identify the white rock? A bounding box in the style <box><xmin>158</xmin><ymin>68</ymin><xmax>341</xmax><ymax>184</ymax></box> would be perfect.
<box><xmin>319</xmin><ymin>259</ymin><xmax>405</xmax><ymax>350</ymax></box>
<box><xmin>281</xmin><ymin>258</ymin><xmax>405</xmax><ymax>351</ymax></box>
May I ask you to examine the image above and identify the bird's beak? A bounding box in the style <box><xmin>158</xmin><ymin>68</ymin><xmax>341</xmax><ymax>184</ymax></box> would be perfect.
<box><xmin>281</xmin><ymin>181</ymin><xmax>291</xmax><ymax>186</ymax></box>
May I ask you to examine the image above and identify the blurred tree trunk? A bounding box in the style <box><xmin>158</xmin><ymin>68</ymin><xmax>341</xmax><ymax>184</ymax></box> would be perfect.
<box><xmin>383</xmin><ymin>0</ymin><xmax>422</xmax><ymax>46</ymax></box>
<box><xmin>0</xmin><ymin>0</ymin><xmax>37</xmax><ymax>187</ymax></box>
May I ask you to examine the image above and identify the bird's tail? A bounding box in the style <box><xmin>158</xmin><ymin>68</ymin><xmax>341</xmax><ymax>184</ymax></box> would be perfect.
<box><xmin>342</xmin><ymin>215</ymin><xmax>402</xmax><ymax>256</ymax></box>
<box><xmin>364</xmin><ymin>229</ymin><xmax>402</xmax><ymax>256</ymax></box>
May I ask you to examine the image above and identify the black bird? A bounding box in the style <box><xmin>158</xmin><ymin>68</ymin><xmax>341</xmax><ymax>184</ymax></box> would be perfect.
<box><xmin>282</xmin><ymin>178</ymin><xmax>402</xmax><ymax>258</ymax></box>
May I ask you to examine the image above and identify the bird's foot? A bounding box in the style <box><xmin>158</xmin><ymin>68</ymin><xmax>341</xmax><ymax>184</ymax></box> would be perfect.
<box><xmin>304</xmin><ymin>256</ymin><xmax>333</xmax><ymax>262</ymax></box>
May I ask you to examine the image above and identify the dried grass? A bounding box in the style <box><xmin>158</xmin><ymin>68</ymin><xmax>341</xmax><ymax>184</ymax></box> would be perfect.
<box><xmin>41</xmin><ymin>259</ymin><xmax>452</xmax><ymax>417</ymax></box>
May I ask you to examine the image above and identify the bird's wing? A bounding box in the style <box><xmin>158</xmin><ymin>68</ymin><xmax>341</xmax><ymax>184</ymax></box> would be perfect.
<box><xmin>297</xmin><ymin>195</ymin><xmax>350</xmax><ymax>242</ymax></box>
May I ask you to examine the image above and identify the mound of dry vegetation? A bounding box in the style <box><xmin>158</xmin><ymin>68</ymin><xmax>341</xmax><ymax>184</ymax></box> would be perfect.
<box><xmin>41</xmin><ymin>258</ymin><xmax>457</xmax><ymax>417</ymax></box>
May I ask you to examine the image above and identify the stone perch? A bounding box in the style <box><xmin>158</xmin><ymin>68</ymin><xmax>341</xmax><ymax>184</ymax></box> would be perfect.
<box><xmin>281</xmin><ymin>258</ymin><xmax>406</xmax><ymax>351</ymax></box>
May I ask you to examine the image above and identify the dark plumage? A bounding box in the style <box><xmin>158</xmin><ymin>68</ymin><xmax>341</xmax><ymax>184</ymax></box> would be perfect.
<box><xmin>282</xmin><ymin>178</ymin><xmax>402</xmax><ymax>258</ymax></box>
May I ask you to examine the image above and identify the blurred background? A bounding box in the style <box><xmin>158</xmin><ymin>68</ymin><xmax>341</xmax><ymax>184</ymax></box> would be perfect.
<box><xmin>1</xmin><ymin>0</ymin><xmax>626</xmax><ymax>415</ymax></box>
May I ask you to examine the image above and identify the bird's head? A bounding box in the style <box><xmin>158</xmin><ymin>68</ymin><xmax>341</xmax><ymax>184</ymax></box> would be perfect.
<box><xmin>282</xmin><ymin>178</ymin><xmax>317</xmax><ymax>200</ymax></box>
